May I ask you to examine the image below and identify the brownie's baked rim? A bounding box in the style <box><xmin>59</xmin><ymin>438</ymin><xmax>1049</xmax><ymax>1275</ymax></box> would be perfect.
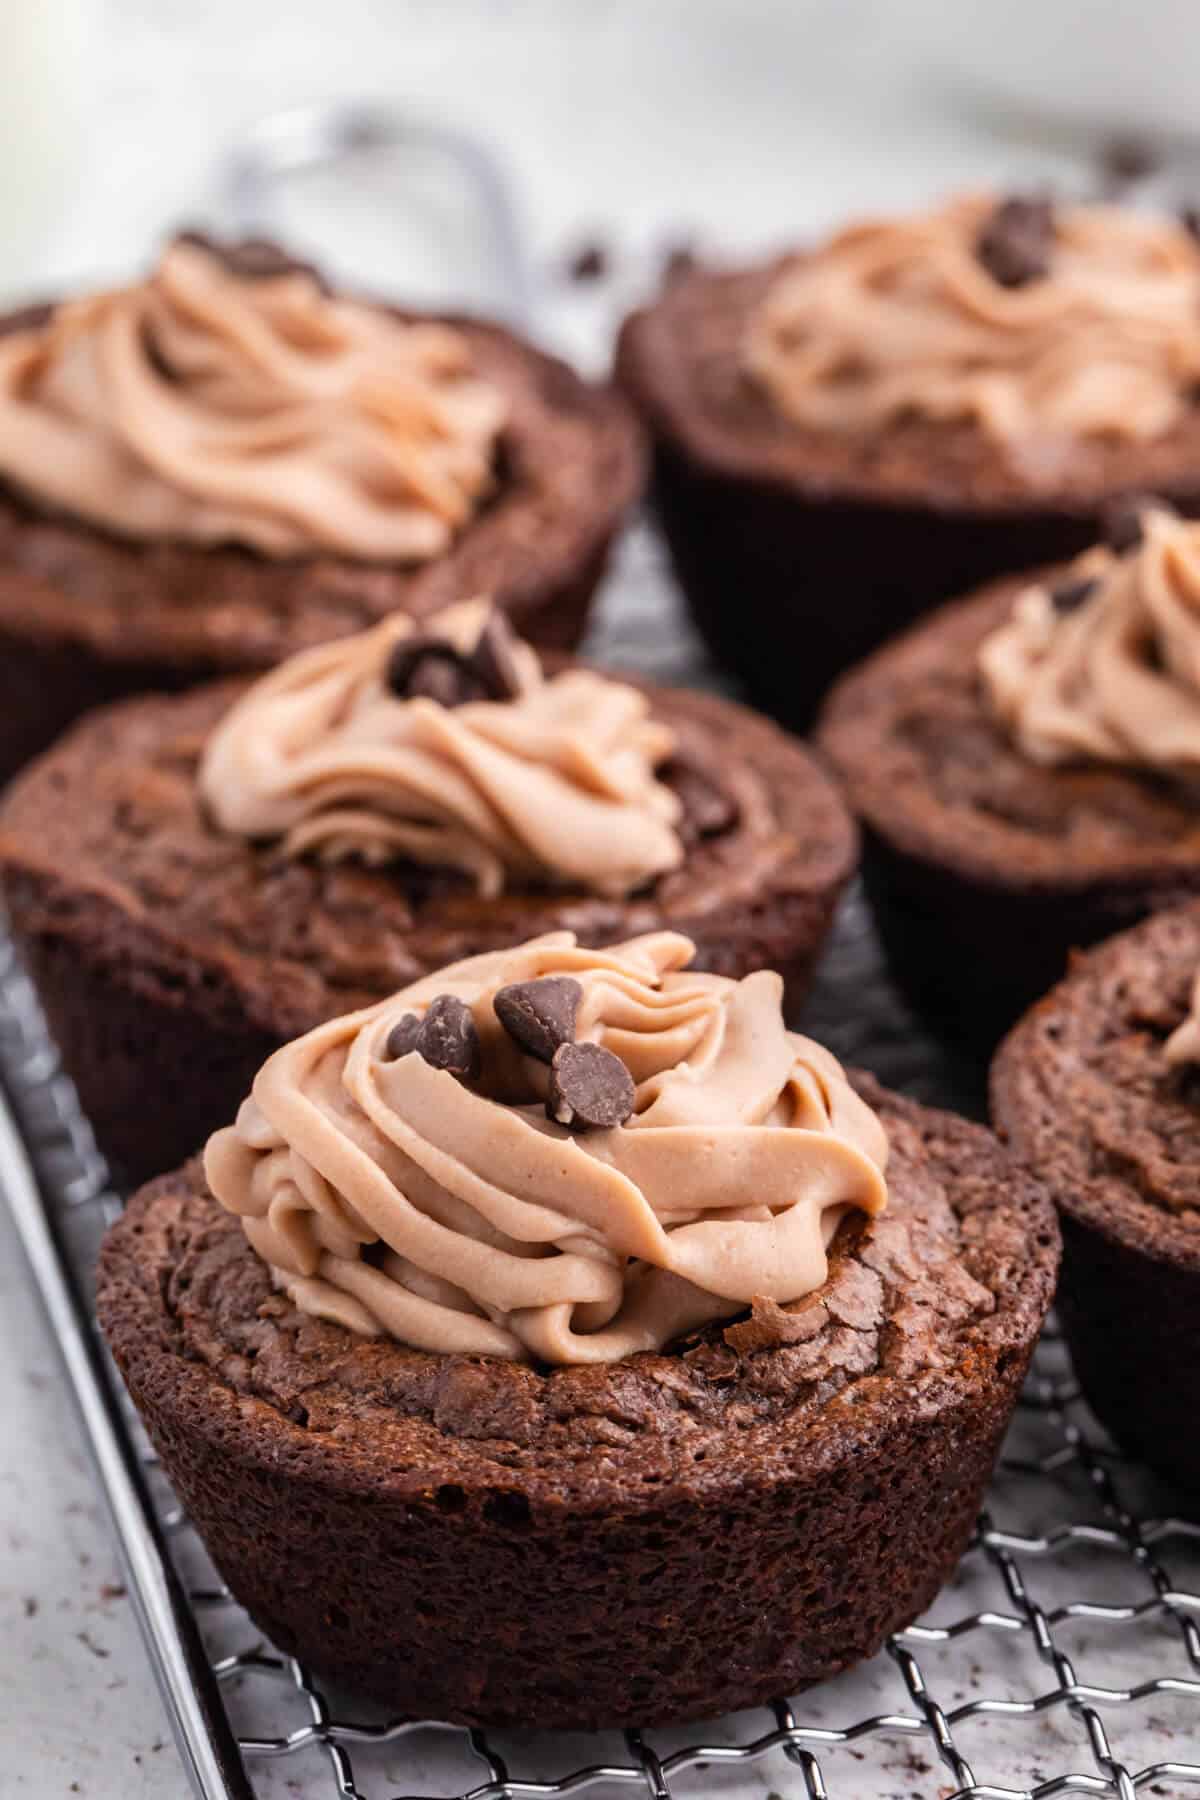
<box><xmin>98</xmin><ymin>1272</ymin><xmax>1007</xmax><ymax>1519</ymax></box>
<box><xmin>0</xmin><ymin>298</ymin><xmax>646</xmax><ymax>663</ymax></box>
<box><xmin>990</xmin><ymin>905</ymin><xmax>1200</xmax><ymax>1270</ymax></box>
<box><xmin>816</xmin><ymin>571</ymin><xmax>1200</xmax><ymax>893</ymax></box>
<box><xmin>617</xmin><ymin>259</ymin><xmax>1200</xmax><ymax>517</ymax></box>
<box><xmin>0</xmin><ymin>671</ymin><xmax>858</xmax><ymax>1045</ymax></box>
<box><xmin>616</xmin><ymin>674</ymin><xmax>861</xmax><ymax>892</ymax></box>
<box><xmin>97</xmin><ymin>1078</ymin><xmax>1059</xmax><ymax>1511</ymax></box>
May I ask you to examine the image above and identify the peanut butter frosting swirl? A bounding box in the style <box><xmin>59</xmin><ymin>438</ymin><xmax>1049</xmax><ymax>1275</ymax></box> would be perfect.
<box><xmin>979</xmin><ymin>507</ymin><xmax>1200</xmax><ymax>777</ymax></box>
<box><xmin>199</xmin><ymin>600</ymin><xmax>684</xmax><ymax>898</ymax></box>
<box><xmin>745</xmin><ymin>195</ymin><xmax>1200</xmax><ymax>462</ymax></box>
<box><xmin>0</xmin><ymin>239</ymin><xmax>505</xmax><ymax>560</ymax></box>
<box><xmin>204</xmin><ymin>931</ymin><xmax>889</xmax><ymax>1366</ymax></box>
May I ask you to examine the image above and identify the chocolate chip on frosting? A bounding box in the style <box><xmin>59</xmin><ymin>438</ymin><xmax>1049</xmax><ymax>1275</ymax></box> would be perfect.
<box><xmin>418</xmin><ymin>995</ymin><xmax>483</xmax><ymax>1081</ymax></box>
<box><xmin>387</xmin><ymin>995</ymin><xmax>481</xmax><ymax>1080</ymax></box>
<box><xmin>1049</xmin><ymin>575</ymin><xmax>1098</xmax><ymax>614</ymax></box>
<box><xmin>1102</xmin><ymin>491</ymin><xmax>1175</xmax><ymax>555</ymax></box>
<box><xmin>386</xmin><ymin>1013</ymin><xmax>422</xmax><ymax>1060</ymax></box>
<box><xmin>471</xmin><ymin>612</ymin><xmax>524</xmax><ymax>702</ymax></box>
<box><xmin>975</xmin><ymin>195</ymin><xmax>1054</xmax><ymax>288</ymax></box>
<box><xmin>494</xmin><ymin>976</ymin><xmax>583</xmax><ymax>1063</ymax></box>
<box><xmin>547</xmin><ymin>1041</ymin><xmax>635</xmax><ymax>1131</ymax></box>
<box><xmin>386</xmin><ymin>611</ymin><xmax>525</xmax><ymax>709</ymax></box>
<box><xmin>386</xmin><ymin>636</ymin><xmax>485</xmax><ymax>707</ymax></box>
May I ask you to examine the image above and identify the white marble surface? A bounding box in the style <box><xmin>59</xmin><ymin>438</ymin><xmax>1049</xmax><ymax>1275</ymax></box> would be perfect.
<box><xmin>2</xmin><ymin>6</ymin><xmax>1196</xmax><ymax>1797</ymax></box>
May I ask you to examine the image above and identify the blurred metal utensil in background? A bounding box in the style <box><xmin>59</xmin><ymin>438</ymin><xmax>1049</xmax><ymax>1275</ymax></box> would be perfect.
<box><xmin>222</xmin><ymin>102</ymin><xmax>536</xmax><ymax>329</ymax></box>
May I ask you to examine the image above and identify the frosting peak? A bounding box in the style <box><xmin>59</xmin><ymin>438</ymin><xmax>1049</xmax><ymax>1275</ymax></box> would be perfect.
<box><xmin>199</xmin><ymin>601</ymin><xmax>685</xmax><ymax>898</ymax></box>
<box><xmin>204</xmin><ymin>932</ymin><xmax>889</xmax><ymax>1365</ymax></box>
<box><xmin>745</xmin><ymin>195</ymin><xmax>1200</xmax><ymax>466</ymax></box>
<box><xmin>0</xmin><ymin>239</ymin><xmax>505</xmax><ymax>560</ymax></box>
<box><xmin>979</xmin><ymin>506</ymin><xmax>1200</xmax><ymax>778</ymax></box>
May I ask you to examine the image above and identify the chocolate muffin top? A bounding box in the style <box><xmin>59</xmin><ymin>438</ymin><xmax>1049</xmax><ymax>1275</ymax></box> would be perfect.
<box><xmin>97</xmin><ymin>1074</ymin><xmax>1058</xmax><ymax>1497</ymax></box>
<box><xmin>992</xmin><ymin>901</ymin><xmax>1200</xmax><ymax>1268</ymax></box>
<box><xmin>0</xmin><ymin>630</ymin><xmax>854</xmax><ymax>1043</ymax></box>
<box><xmin>0</xmin><ymin>237</ymin><xmax>642</xmax><ymax>670</ymax></box>
<box><xmin>817</xmin><ymin>562</ymin><xmax>1200</xmax><ymax>896</ymax></box>
<box><xmin>618</xmin><ymin>196</ymin><xmax>1200</xmax><ymax>512</ymax></box>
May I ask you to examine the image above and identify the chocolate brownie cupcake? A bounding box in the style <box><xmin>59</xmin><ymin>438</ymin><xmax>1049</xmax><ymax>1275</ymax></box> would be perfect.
<box><xmin>617</xmin><ymin>193</ymin><xmax>1200</xmax><ymax>723</ymax></box>
<box><xmin>97</xmin><ymin>931</ymin><xmax>1059</xmax><ymax>1727</ymax></box>
<box><xmin>0</xmin><ymin>602</ymin><xmax>855</xmax><ymax>1183</ymax></box>
<box><xmin>992</xmin><ymin>902</ymin><xmax>1200</xmax><ymax>1498</ymax></box>
<box><xmin>0</xmin><ymin>234</ymin><xmax>642</xmax><ymax>781</ymax></box>
<box><xmin>818</xmin><ymin>503</ymin><xmax>1200</xmax><ymax>1044</ymax></box>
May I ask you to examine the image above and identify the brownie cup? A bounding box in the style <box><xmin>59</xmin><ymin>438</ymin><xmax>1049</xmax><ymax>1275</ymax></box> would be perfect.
<box><xmin>96</xmin><ymin>922</ymin><xmax>1058</xmax><ymax>1728</ymax></box>
<box><xmin>817</xmin><ymin>506</ymin><xmax>1200</xmax><ymax>1046</ymax></box>
<box><xmin>0</xmin><ymin>234</ymin><xmax>642</xmax><ymax>782</ymax></box>
<box><xmin>992</xmin><ymin>902</ymin><xmax>1200</xmax><ymax>1499</ymax></box>
<box><xmin>0</xmin><ymin>605</ymin><xmax>855</xmax><ymax>1184</ymax></box>
<box><xmin>617</xmin><ymin>194</ymin><xmax>1200</xmax><ymax>724</ymax></box>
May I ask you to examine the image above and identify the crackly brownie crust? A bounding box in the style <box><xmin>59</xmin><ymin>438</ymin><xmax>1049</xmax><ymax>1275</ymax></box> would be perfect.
<box><xmin>97</xmin><ymin>1074</ymin><xmax>1059</xmax><ymax>1727</ymax></box>
<box><xmin>816</xmin><ymin>575</ymin><xmax>1200</xmax><ymax>1043</ymax></box>
<box><xmin>991</xmin><ymin>903</ymin><xmax>1200</xmax><ymax>1499</ymax></box>
<box><xmin>0</xmin><ymin>270</ymin><xmax>643</xmax><ymax>781</ymax></box>
<box><xmin>616</xmin><ymin>260</ymin><xmax>1200</xmax><ymax>724</ymax></box>
<box><xmin>0</xmin><ymin>675</ymin><xmax>855</xmax><ymax>1182</ymax></box>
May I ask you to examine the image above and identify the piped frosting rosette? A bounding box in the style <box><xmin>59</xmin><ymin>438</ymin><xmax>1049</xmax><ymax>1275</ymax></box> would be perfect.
<box><xmin>0</xmin><ymin>237</ymin><xmax>505</xmax><ymax>559</ymax></box>
<box><xmin>198</xmin><ymin>599</ymin><xmax>684</xmax><ymax>898</ymax></box>
<box><xmin>979</xmin><ymin>505</ymin><xmax>1200</xmax><ymax>777</ymax></box>
<box><xmin>205</xmin><ymin>931</ymin><xmax>889</xmax><ymax>1366</ymax></box>
<box><xmin>745</xmin><ymin>195</ymin><xmax>1200</xmax><ymax>462</ymax></box>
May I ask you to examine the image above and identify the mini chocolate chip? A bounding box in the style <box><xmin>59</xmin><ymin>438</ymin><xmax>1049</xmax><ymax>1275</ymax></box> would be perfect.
<box><xmin>386</xmin><ymin>1013</ymin><xmax>422</xmax><ymax>1060</ymax></box>
<box><xmin>388</xmin><ymin>617</ymin><xmax>518</xmax><ymax>707</ymax></box>
<box><xmin>976</xmin><ymin>195</ymin><xmax>1054</xmax><ymax>288</ymax></box>
<box><xmin>1099</xmin><ymin>135</ymin><xmax>1159</xmax><ymax>192</ymax></box>
<box><xmin>173</xmin><ymin>230</ymin><xmax>314</xmax><ymax>284</ymax></box>
<box><xmin>471</xmin><ymin>612</ymin><xmax>524</xmax><ymax>702</ymax></box>
<box><xmin>416</xmin><ymin>994</ymin><xmax>481</xmax><ymax>1081</ymax></box>
<box><xmin>407</xmin><ymin>652</ymin><xmax>485</xmax><ymax>708</ymax></box>
<box><xmin>226</xmin><ymin>238</ymin><xmax>308</xmax><ymax>281</ymax></box>
<box><xmin>1049</xmin><ymin>576</ymin><xmax>1098</xmax><ymax>614</ymax></box>
<box><xmin>387</xmin><ymin>633</ymin><xmax>486</xmax><ymax>707</ymax></box>
<box><xmin>386</xmin><ymin>633</ymin><xmax>449</xmax><ymax>695</ymax></box>
<box><xmin>1102</xmin><ymin>492</ymin><xmax>1175</xmax><ymax>554</ymax></box>
<box><xmin>1183</xmin><ymin>207</ymin><xmax>1200</xmax><ymax>246</ymax></box>
<box><xmin>567</xmin><ymin>240</ymin><xmax>610</xmax><ymax>282</ymax></box>
<box><xmin>663</xmin><ymin>239</ymin><xmax>698</xmax><ymax>282</ymax></box>
<box><xmin>547</xmin><ymin>1041</ymin><xmax>635</xmax><ymax>1131</ymax></box>
<box><xmin>494</xmin><ymin>976</ymin><xmax>583</xmax><ymax>1063</ymax></box>
<box><xmin>663</xmin><ymin>755</ymin><xmax>738</xmax><ymax>843</ymax></box>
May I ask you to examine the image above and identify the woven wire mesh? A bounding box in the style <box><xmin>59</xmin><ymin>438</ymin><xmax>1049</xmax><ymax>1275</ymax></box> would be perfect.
<box><xmin>2</xmin><ymin>528</ymin><xmax>1199</xmax><ymax>1799</ymax></box>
